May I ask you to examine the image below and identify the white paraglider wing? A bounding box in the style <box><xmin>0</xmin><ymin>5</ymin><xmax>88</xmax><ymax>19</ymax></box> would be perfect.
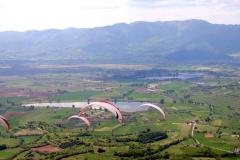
<box><xmin>137</xmin><ymin>103</ymin><xmax>166</xmax><ymax>119</ymax></box>
<box><xmin>68</xmin><ymin>115</ymin><xmax>91</xmax><ymax>127</ymax></box>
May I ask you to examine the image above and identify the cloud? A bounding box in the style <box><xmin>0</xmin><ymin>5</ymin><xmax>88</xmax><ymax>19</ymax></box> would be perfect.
<box><xmin>0</xmin><ymin>0</ymin><xmax>239</xmax><ymax>31</ymax></box>
<box><xmin>129</xmin><ymin>0</ymin><xmax>240</xmax><ymax>10</ymax></box>
<box><xmin>74</xmin><ymin>0</ymin><xmax>125</xmax><ymax>10</ymax></box>
<box><xmin>129</xmin><ymin>0</ymin><xmax>205</xmax><ymax>8</ymax></box>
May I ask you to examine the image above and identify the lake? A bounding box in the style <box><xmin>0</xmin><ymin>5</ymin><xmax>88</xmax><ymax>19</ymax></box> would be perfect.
<box><xmin>22</xmin><ymin>101</ymin><xmax>146</xmax><ymax>112</ymax></box>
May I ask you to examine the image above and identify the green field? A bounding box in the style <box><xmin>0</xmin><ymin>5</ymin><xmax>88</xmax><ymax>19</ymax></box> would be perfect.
<box><xmin>0</xmin><ymin>64</ymin><xmax>240</xmax><ymax>159</ymax></box>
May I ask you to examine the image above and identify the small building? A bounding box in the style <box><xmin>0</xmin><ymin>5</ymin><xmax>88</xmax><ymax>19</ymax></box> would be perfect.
<box><xmin>147</xmin><ymin>83</ymin><xmax>159</xmax><ymax>90</ymax></box>
<box><xmin>204</xmin><ymin>132</ymin><xmax>214</xmax><ymax>138</ymax></box>
<box><xmin>231</xmin><ymin>134</ymin><xmax>240</xmax><ymax>138</ymax></box>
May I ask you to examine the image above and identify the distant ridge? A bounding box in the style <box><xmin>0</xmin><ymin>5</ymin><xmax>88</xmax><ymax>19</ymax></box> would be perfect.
<box><xmin>0</xmin><ymin>19</ymin><xmax>240</xmax><ymax>63</ymax></box>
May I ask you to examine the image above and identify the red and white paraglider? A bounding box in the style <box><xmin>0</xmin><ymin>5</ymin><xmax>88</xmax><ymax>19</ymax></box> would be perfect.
<box><xmin>66</xmin><ymin>101</ymin><xmax>165</xmax><ymax>128</ymax></box>
<box><xmin>68</xmin><ymin>115</ymin><xmax>91</xmax><ymax>127</ymax></box>
<box><xmin>137</xmin><ymin>103</ymin><xmax>166</xmax><ymax>120</ymax></box>
<box><xmin>80</xmin><ymin>101</ymin><xmax>124</xmax><ymax>123</ymax></box>
<box><xmin>0</xmin><ymin>115</ymin><xmax>10</xmax><ymax>131</ymax></box>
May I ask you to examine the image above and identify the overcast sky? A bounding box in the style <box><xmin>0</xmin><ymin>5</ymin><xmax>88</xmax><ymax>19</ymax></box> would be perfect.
<box><xmin>0</xmin><ymin>0</ymin><xmax>240</xmax><ymax>31</ymax></box>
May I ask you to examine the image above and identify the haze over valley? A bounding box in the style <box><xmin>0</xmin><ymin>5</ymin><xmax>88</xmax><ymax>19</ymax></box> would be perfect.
<box><xmin>1</xmin><ymin>20</ymin><xmax>240</xmax><ymax>64</ymax></box>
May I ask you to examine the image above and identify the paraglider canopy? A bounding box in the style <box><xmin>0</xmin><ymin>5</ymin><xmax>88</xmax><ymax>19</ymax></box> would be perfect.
<box><xmin>68</xmin><ymin>115</ymin><xmax>91</xmax><ymax>127</ymax></box>
<box><xmin>137</xmin><ymin>103</ymin><xmax>166</xmax><ymax>120</ymax></box>
<box><xmin>80</xmin><ymin>101</ymin><xmax>124</xmax><ymax>123</ymax></box>
<box><xmin>0</xmin><ymin>115</ymin><xmax>10</xmax><ymax>131</ymax></box>
<box><xmin>100</xmin><ymin>100</ymin><xmax>124</xmax><ymax>123</ymax></box>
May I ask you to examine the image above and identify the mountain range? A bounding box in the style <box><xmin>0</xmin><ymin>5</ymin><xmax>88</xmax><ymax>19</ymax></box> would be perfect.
<box><xmin>1</xmin><ymin>19</ymin><xmax>240</xmax><ymax>63</ymax></box>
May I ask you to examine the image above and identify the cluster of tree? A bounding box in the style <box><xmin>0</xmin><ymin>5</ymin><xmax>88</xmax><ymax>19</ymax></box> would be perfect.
<box><xmin>23</xmin><ymin>121</ymin><xmax>58</xmax><ymax>132</ymax></box>
<box><xmin>76</xmin><ymin>132</ymin><xmax>92</xmax><ymax>137</ymax></box>
<box><xmin>116</xmin><ymin>131</ymin><xmax>167</xmax><ymax>144</ymax></box>
<box><xmin>137</xmin><ymin>131</ymin><xmax>168</xmax><ymax>144</ymax></box>
<box><xmin>205</xmin><ymin>104</ymin><xmax>215</xmax><ymax>122</ymax></box>
<box><xmin>0</xmin><ymin>99</ymin><xmax>16</xmax><ymax>106</ymax></box>
<box><xmin>59</xmin><ymin>142</ymin><xmax>76</xmax><ymax>149</ymax></box>
<box><xmin>115</xmin><ymin>136</ymin><xmax>137</xmax><ymax>143</ymax></box>
<box><xmin>0</xmin><ymin>144</ymin><xmax>7</xmax><ymax>150</ymax></box>
<box><xmin>115</xmin><ymin>138</ymin><xmax>185</xmax><ymax>158</ymax></box>
<box><xmin>111</xmin><ymin>69</ymin><xmax>178</xmax><ymax>81</ymax></box>
<box><xmin>29</xmin><ymin>147</ymin><xmax>94</xmax><ymax>160</ymax></box>
<box><xmin>93</xmin><ymin>138</ymin><xmax>123</xmax><ymax>147</ymax></box>
<box><xmin>114</xmin><ymin>145</ymin><xmax>158</xmax><ymax>158</ymax></box>
<box><xmin>136</xmin><ymin>152</ymin><xmax>171</xmax><ymax>160</ymax></box>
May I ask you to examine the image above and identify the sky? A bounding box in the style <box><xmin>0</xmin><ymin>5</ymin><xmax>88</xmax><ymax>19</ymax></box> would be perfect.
<box><xmin>0</xmin><ymin>0</ymin><xmax>240</xmax><ymax>31</ymax></box>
